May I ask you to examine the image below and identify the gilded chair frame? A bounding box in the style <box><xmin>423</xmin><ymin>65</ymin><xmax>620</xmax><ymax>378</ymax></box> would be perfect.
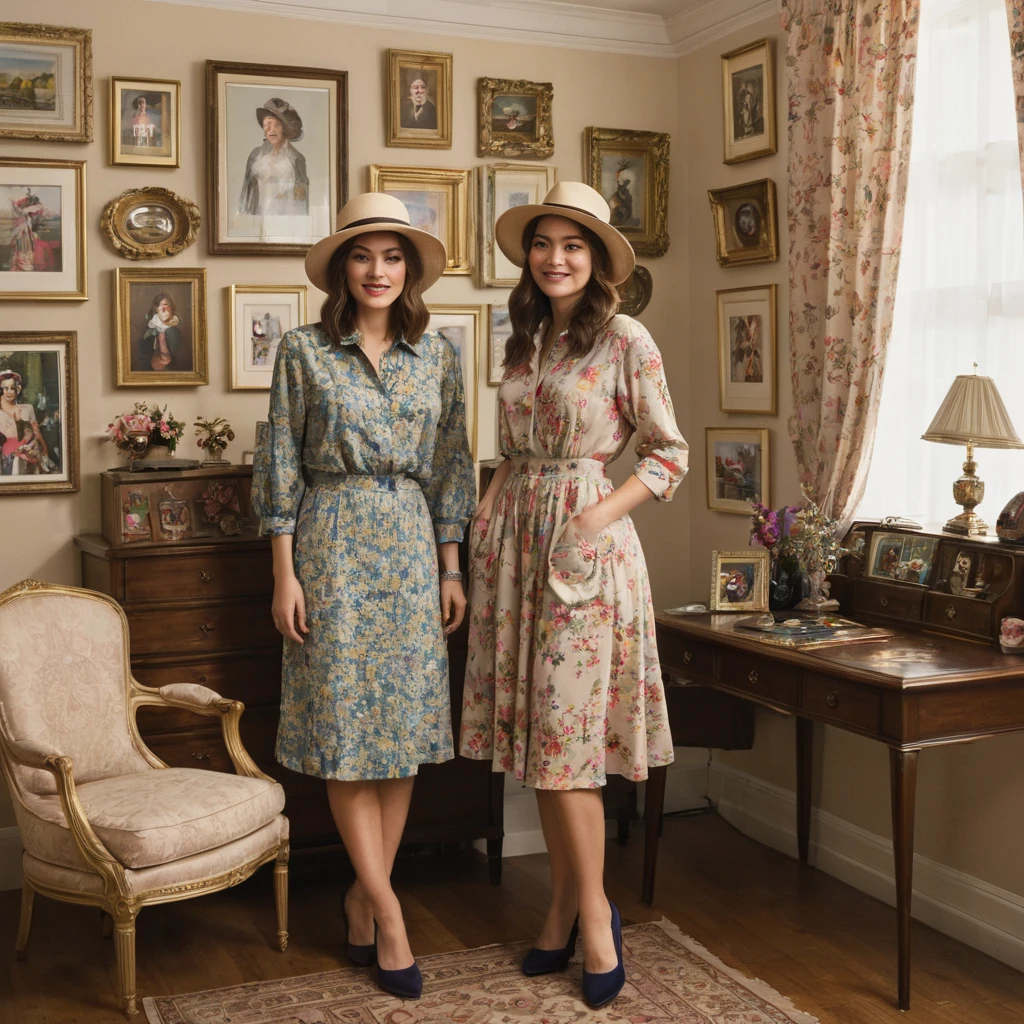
<box><xmin>0</xmin><ymin>579</ymin><xmax>289</xmax><ymax>1016</ymax></box>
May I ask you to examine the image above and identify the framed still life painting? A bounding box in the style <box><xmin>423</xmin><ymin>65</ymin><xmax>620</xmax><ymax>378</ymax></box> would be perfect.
<box><xmin>721</xmin><ymin>38</ymin><xmax>776</xmax><ymax>164</ymax></box>
<box><xmin>228</xmin><ymin>284</ymin><xmax>308</xmax><ymax>390</ymax></box>
<box><xmin>427</xmin><ymin>304</ymin><xmax>481</xmax><ymax>458</ymax></box>
<box><xmin>386</xmin><ymin>48</ymin><xmax>452</xmax><ymax>149</ymax></box>
<box><xmin>477</xmin><ymin>78</ymin><xmax>553</xmax><ymax>159</ymax></box>
<box><xmin>717</xmin><ymin>284</ymin><xmax>776</xmax><ymax>414</ymax></box>
<box><xmin>0</xmin><ymin>331</ymin><xmax>79</xmax><ymax>495</ymax></box>
<box><xmin>109</xmin><ymin>76</ymin><xmax>180</xmax><ymax>167</ymax></box>
<box><xmin>708</xmin><ymin>178</ymin><xmax>778</xmax><ymax>267</ymax></box>
<box><xmin>206</xmin><ymin>59</ymin><xmax>348</xmax><ymax>256</ymax></box>
<box><xmin>709</xmin><ymin>549</ymin><xmax>770</xmax><ymax>612</ymax></box>
<box><xmin>706</xmin><ymin>426</ymin><xmax>769</xmax><ymax>515</ymax></box>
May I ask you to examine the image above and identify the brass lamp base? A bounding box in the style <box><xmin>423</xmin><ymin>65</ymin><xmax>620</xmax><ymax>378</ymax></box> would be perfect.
<box><xmin>943</xmin><ymin>510</ymin><xmax>989</xmax><ymax>536</ymax></box>
<box><xmin>943</xmin><ymin>443</ymin><xmax>988</xmax><ymax>536</ymax></box>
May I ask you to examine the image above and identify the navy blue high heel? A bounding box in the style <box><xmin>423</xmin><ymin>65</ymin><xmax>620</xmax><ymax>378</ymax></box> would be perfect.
<box><xmin>581</xmin><ymin>902</ymin><xmax>625</xmax><ymax>1009</ymax></box>
<box><xmin>521</xmin><ymin>916</ymin><xmax>579</xmax><ymax>976</ymax></box>
<box><xmin>342</xmin><ymin>887</ymin><xmax>376</xmax><ymax>967</ymax></box>
<box><xmin>377</xmin><ymin>961</ymin><xmax>423</xmax><ymax>999</ymax></box>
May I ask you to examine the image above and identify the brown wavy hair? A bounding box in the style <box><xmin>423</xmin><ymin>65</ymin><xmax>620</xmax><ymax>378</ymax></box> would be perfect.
<box><xmin>503</xmin><ymin>216</ymin><xmax>620</xmax><ymax>373</ymax></box>
<box><xmin>320</xmin><ymin>233</ymin><xmax>429</xmax><ymax>345</ymax></box>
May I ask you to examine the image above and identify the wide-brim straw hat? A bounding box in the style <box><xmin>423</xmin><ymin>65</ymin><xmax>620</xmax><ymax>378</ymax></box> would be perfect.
<box><xmin>304</xmin><ymin>192</ymin><xmax>448</xmax><ymax>293</ymax></box>
<box><xmin>256</xmin><ymin>97</ymin><xmax>303</xmax><ymax>141</ymax></box>
<box><xmin>494</xmin><ymin>181</ymin><xmax>635</xmax><ymax>286</ymax></box>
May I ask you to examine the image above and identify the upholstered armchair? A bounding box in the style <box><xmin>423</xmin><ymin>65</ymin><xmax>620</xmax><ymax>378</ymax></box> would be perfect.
<box><xmin>0</xmin><ymin>580</ymin><xmax>289</xmax><ymax>1016</ymax></box>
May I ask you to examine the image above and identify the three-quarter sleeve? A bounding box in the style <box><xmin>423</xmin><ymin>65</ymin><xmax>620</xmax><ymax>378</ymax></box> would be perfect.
<box><xmin>422</xmin><ymin>335</ymin><xmax>476</xmax><ymax>543</ymax></box>
<box><xmin>618</xmin><ymin>320</ymin><xmax>689</xmax><ymax>501</ymax></box>
<box><xmin>252</xmin><ymin>330</ymin><xmax>306</xmax><ymax>535</ymax></box>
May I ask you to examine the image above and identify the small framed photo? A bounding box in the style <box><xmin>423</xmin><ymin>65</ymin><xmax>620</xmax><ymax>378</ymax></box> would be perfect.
<box><xmin>115</xmin><ymin>267</ymin><xmax>208</xmax><ymax>387</ymax></box>
<box><xmin>0</xmin><ymin>22</ymin><xmax>92</xmax><ymax>142</ymax></box>
<box><xmin>708</xmin><ymin>178</ymin><xmax>778</xmax><ymax>267</ymax></box>
<box><xmin>370</xmin><ymin>164</ymin><xmax>470</xmax><ymax>275</ymax></box>
<box><xmin>488</xmin><ymin>303</ymin><xmax>511</xmax><ymax>385</ymax></box>
<box><xmin>387</xmin><ymin>48</ymin><xmax>452</xmax><ymax>149</ymax></box>
<box><xmin>207</xmin><ymin>59</ymin><xmax>348</xmax><ymax>256</ymax></box>
<box><xmin>721</xmin><ymin>38</ymin><xmax>776</xmax><ymax>165</ymax></box>
<box><xmin>478</xmin><ymin>78</ymin><xmax>553</xmax><ymax>159</ymax></box>
<box><xmin>710</xmin><ymin>549</ymin><xmax>770</xmax><ymax>612</ymax></box>
<box><xmin>0</xmin><ymin>157</ymin><xmax>86</xmax><ymax>301</ymax></box>
<box><xmin>0</xmin><ymin>331</ymin><xmax>79</xmax><ymax>495</ymax></box>
<box><xmin>110</xmin><ymin>77</ymin><xmax>180</xmax><ymax>167</ymax></box>
<box><xmin>228</xmin><ymin>284</ymin><xmax>308</xmax><ymax>390</ymax></box>
<box><xmin>584</xmin><ymin>126</ymin><xmax>670</xmax><ymax>257</ymax></box>
<box><xmin>867</xmin><ymin>532</ymin><xmax>940</xmax><ymax>585</ymax></box>
<box><xmin>706</xmin><ymin>427</ymin><xmax>769</xmax><ymax>515</ymax></box>
<box><xmin>478</xmin><ymin>162</ymin><xmax>556</xmax><ymax>286</ymax></box>
<box><xmin>100</xmin><ymin>186</ymin><xmax>200</xmax><ymax>261</ymax></box>
<box><xmin>427</xmin><ymin>304</ymin><xmax>481</xmax><ymax>458</ymax></box>
<box><xmin>717</xmin><ymin>285</ymin><xmax>776</xmax><ymax>414</ymax></box>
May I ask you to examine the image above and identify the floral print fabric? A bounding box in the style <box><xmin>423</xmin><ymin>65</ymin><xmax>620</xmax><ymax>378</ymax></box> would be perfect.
<box><xmin>1006</xmin><ymin>2</ymin><xmax>1024</xmax><ymax>187</ymax></box>
<box><xmin>460</xmin><ymin>314</ymin><xmax>688</xmax><ymax>789</ymax></box>
<box><xmin>252</xmin><ymin>325</ymin><xmax>475</xmax><ymax>780</ymax></box>
<box><xmin>781</xmin><ymin>0</ymin><xmax>920</xmax><ymax>526</ymax></box>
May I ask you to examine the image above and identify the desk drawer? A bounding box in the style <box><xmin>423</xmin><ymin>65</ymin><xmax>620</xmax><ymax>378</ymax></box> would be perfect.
<box><xmin>124</xmin><ymin>550</ymin><xmax>272</xmax><ymax>603</ymax></box>
<box><xmin>802</xmin><ymin>674</ymin><xmax>880</xmax><ymax>732</ymax></box>
<box><xmin>718</xmin><ymin>649</ymin><xmax>799</xmax><ymax>708</ymax></box>
<box><xmin>853</xmin><ymin>580</ymin><xmax>924</xmax><ymax>620</ymax></box>
<box><xmin>126</xmin><ymin>601</ymin><xmax>276</xmax><ymax>656</ymax></box>
<box><xmin>922</xmin><ymin>593</ymin><xmax>993</xmax><ymax>640</ymax></box>
<box><xmin>656</xmin><ymin>631</ymin><xmax>715</xmax><ymax>682</ymax></box>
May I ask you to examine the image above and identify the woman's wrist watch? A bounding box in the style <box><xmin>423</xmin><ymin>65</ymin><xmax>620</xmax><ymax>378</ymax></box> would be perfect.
<box><xmin>440</xmin><ymin>570</ymin><xmax>463</xmax><ymax>582</ymax></box>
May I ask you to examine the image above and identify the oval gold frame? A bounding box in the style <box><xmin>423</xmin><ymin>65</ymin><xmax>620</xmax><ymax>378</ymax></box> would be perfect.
<box><xmin>100</xmin><ymin>186</ymin><xmax>200</xmax><ymax>260</ymax></box>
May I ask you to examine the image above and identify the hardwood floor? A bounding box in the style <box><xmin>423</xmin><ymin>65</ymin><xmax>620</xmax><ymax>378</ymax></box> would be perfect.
<box><xmin>1</xmin><ymin>812</ymin><xmax>1022</xmax><ymax>1023</ymax></box>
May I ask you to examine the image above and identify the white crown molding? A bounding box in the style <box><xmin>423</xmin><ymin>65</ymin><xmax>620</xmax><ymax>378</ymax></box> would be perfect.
<box><xmin>666</xmin><ymin>0</ymin><xmax>779</xmax><ymax>54</ymax></box>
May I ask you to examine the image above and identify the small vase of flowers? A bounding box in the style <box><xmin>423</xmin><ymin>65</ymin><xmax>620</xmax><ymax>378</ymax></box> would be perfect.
<box><xmin>194</xmin><ymin>417</ymin><xmax>235</xmax><ymax>466</ymax></box>
<box><xmin>106</xmin><ymin>402</ymin><xmax>185</xmax><ymax>460</ymax></box>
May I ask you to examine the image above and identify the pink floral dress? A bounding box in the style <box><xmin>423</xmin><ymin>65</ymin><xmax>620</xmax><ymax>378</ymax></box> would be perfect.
<box><xmin>460</xmin><ymin>314</ymin><xmax>688</xmax><ymax>789</ymax></box>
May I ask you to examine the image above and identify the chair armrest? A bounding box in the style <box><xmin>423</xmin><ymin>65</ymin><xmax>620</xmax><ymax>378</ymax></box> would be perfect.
<box><xmin>3</xmin><ymin>734</ymin><xmax>63</xmax><ymax>770</ymax></box>
<box><xmin>158</xmin><ymin>682</ymin><xmax>231</xmax><ymax>713</ymax></box>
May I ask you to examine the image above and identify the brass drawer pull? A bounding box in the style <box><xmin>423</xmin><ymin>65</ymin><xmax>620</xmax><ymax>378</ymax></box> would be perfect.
<box><xmin>197</xmin><ymin>675</ymin><xmax>207</xmax><ymax>682</ymax></box>
<box><xmin>191</xmin><ymin>752</ymin><xmax>211</xmax><ymax>761</ymax></box>
<box><xmin>880</xmin><ymin>596</ymin><xmax>889</xmax><ymax>608</ymax></box>
<box><xmin>198</xmin><ymin>570</ymin><xmax>216</xmax><ymax>583</ymax></box>
<box><xmin>945</xmin><ymin>605</ymin><xmax>956</xmax><ymax>620</ymax></box>
<box><xmin>826</xmin><ymin>692</ymin><xmax>838</xmax><ymax>709</ymax></box>
<box><xmin>199</xmin><ymin>623</ymin><xmax>214</xmax><ymax>633</ymax></box>
<box><xmin>748</xmin><ymin>670</ymin><xmax>758</xmax><ymax>684</ymax></box>
<box><xmin>683</xmin><ymin>651</ymin><xmax>692</xmax><ymax>665</ymax></box>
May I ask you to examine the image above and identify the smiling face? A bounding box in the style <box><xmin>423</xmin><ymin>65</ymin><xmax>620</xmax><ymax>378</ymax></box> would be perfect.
<box><xmin>409</xmin><ymin>78</ymin><xmax>427</xmax><ymax>107</ymax></box>
<box><xmin>345</xmin><ymin>232</ymin><xmax>407</xmax><ymax>310</ymax></box>
<box><xmin>527</xmin><ymin>215</ymin><xmax>594</xmax><ymax>306</ymax></box>
<box><xmin>263</xmin><ymin>114</ymin><xmax>284</xmax><ymax>145</ymax></box>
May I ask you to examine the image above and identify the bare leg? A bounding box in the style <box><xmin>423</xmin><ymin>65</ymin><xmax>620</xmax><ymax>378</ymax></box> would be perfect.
<box><xmin>534</xmin><ymin>790</ymin><xmax>579</xmax><ymax>949</ymax></box>
<box><xmin>327</xmin><ymin>778</ymin><xmax>415</xmax><ymax>971</ymax></box>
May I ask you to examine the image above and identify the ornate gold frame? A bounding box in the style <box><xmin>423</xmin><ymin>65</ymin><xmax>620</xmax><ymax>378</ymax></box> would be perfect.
<box><xmin>721</xmin><ymin>37</ymin><xmax>776</xmax><ymax>165</ymax></box>
<box><xmin>101</xmin><ymin>187</ymin><xmax>200</xmax><ymax>261</ymax></box>
<box><xmin>386</xmin><ymin>48</ymin><xmax>452</xmax><ymax>149</ymax></box>
<box><xmin>584</xmin><ymin>126</ymin><xmax>670</xmax><ymax>258</ymax></box>
<box><xmin>228</xmin><ymin>284</ymin><xmax>308</xmax><ymax>390</ymax></box>
<box><xmin>0</xmin><ymin>331</ymin><xmax>79</xmax><ymax>495</ymax></box>
<box><xmin>427</xmin><ymin>303</ymin><xmax>481</xmax><ymax>459</ymax></box>
<box><xmin>708</xmin><ymin>178</ymin><xmax>778</xmax><ymax>267</ymax></box>
<box><xmin>115</xmin><ymin>266</ymin><xmax>209</xmax><ymax>387</ymax></box>
<box><xmin>109</xmin><ymin>76</ymin><xmax>181</xmax><ymax>167</ymax></box>
<box><xmin>0</xmin><ymin>22</ymin><xmax>92</xmax><ymax>142</ymax></box>
<box><xmin>705</xmin><ymin>426</ymin><xmax>771</xmax><ymax>515</ymax></box>
<box><xmin>369</xmin><ymin>164</ymin><xmax>470</xmax><ymax>275</ymax></box>
<box><xmin>477</xmin><ymin>78</ymin><xmax>553</xmax><ymax>159</ymax></box>
<box><xmin>709</xmin><ymin>549</ymin><xmax>771</xmax><ymax>611</ymax></box>
<box><xmin>716</xmin><ymin>283</ymin><xmax>777</xmax><ymax>415</ymax></box>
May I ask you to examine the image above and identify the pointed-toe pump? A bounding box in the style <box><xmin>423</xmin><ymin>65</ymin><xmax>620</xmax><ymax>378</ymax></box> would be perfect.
<box><xmin>521</xmin><ymin>916</ymin><xmax>579</xmax><ymax>976</ymax></box>
<box><xmin>377</xmin><ymin>961</ymin><xmax>423</xmax><ymax>999</ymax></box>
<box><xmin>581</xmin><ymin>902</ymin><xmax>625</xmax><ymax>1009</ymax></box>
<box><xmin>342</xmin><ymin>888</ymin><xmax>377</xmax><ymax>967</ymax></box>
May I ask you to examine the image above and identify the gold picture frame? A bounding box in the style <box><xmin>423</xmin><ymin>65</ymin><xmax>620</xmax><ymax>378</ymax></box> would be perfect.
<box><xmin>709</xmin><ymin>549</ymin><xmax>770</xmax><ymax>612</ymax></box>
<box><xmin>488</xmin><ymin>304</ymin><xmax>511</xmax><ymax>386</ymax></box>
<box><xmin>717</xmin><ymin>284</ymin><xmax>776</xmax><ymax>415</ymax></box>
<box><xmin>0</xmin><ymin>331</ymin><xmax>79</xmax><ymax>495</ymax></box>
<box><xmin>427</xmin><ymin>304</ymin><xmax>481</xmax><ymax>458</ymax></box>
<box><xmin>478</xmin><ymin>78</ymin><xmax>553</xmax><ymax>159</ymax></box>
<box><xmin>584</xmin><ymin>126</ymin><xmax>670</xmax><ymax>257</ymax></box>
<box><xmin>708</xmin><ymin>178</ymin><xmax>778</xmax><ymax>267</ymax></box>
<box><xmin>369</xmin><ymin>164</ymin><xmax>470</xmax><ymax>275</ymax></box>
<box><xmin>110</xmin><ymin>76</ymin><xmax>180</xmax><ymax>167</ymax></box>
<box><xmin>0</xmin><ymin>157</ymin><xmax>87</xmax><ymax>301</ymax></box>
<box><xmin>706</xmin><ymin>426</ymin><xmax>770</xmax><ymax>515</ymax></box>
<box><xmin>0</xmin><ymin>22</ymin><xmax>92</xmax><ymax>142</ymax></box>
<box><xmin>386</xmin><ymin>48</ymin><xmax>452</xmax><ymax>149</ymax></box>
<box><xmin>721</xmin><ymin>38</ymin><xmax>776</xmax><ymax>165</ymax></box>
<box><xmin>228</xmin><ymin>284</ymin><xmax>308</xmax><ymax>390</ymax></box>
<box><xmin>115</xmin><ymin>267</ymin><xmax>208</xmax><ymax>387</ymax></box>
<box><xmin>100</xmin><ymin>187</ymin><xmax>200</xmax><ymax>261</ymax></box>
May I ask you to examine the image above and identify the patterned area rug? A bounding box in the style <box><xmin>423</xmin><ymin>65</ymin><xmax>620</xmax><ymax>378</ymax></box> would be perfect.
<box><xmin>143</xmin><ymin>919</ymin><xmax>819</xmax><ymax>1023</ymax></box>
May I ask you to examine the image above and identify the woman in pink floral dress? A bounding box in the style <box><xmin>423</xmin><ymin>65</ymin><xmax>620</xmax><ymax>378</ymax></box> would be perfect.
<box><xmin>460</xmin><ymin>182</ymin><xmax>688</xmax><ymax>1008</ymax></box>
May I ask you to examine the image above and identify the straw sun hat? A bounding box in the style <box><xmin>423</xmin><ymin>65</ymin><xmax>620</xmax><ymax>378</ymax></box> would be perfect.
<box><xmin>494</xmin><ymin>181</ymin><xmax>636</xmax><ymax>286</ymax></box>
<box><xmin>304</xmin><ymin>192</ymin><xmax>448</xmax><ymax>293</ymax></box>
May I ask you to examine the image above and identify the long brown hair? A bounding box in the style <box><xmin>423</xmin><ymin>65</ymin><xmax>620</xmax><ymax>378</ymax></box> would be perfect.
<box><xmin>320</xmin><ymin>233</ymin><xmax>429</xmax><ymax>345</ymax></box>
<box><xmin>503</xmin><ymin>216</ymin><xmax>619</xmax><ymax>372</ymax></box>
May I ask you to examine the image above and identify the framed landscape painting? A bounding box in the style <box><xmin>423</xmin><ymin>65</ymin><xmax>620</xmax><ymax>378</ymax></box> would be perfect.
<box><xmin>427</xmin><ymin>304</ymin><xmax>481</xmax><ymax>457</ymax></box>
<box><xmin>717</xmin><ymin>284</ymin><xmax>776</xmax><ymax>414</ymax></box>
<box><xmin>110</xmin><ymin>76</ymin><xmax>180</xmax><ymax>167</ymax></box>
<box><xmin>478</xmin><ymin>78</ymin><xmax>553</xmax><ymax>159</ymax></box>
<box><xmin>721</xmin><ymin>38</ymin><xmax>776</xmax><ymax>165</ymax></box>
<box><xmin>228</xmin><ymin>284</ymin><xmax>307</xmax><ymax>390</ymax></box>
<box><xmin>706</xmin><ymin>427</ymin><xmax>769</xmax><ymax>515</ymax></box>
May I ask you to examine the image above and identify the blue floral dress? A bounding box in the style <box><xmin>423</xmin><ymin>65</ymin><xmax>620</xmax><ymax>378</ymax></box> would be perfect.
<box><xmin>253</xmin><ymin>324</ymin><xmax>475</xmax><ymax>781</ymax></box>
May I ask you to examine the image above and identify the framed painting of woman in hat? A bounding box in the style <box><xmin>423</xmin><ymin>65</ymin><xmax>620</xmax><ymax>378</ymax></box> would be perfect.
<box><xmin>206</xmin><ymin>60</ymin><xmax>348</xmax><ymax>256</ymax></box>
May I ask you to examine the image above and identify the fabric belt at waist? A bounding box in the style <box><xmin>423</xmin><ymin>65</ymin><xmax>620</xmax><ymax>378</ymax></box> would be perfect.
<box><xmin>508</xmin><ymin>456</ymin><xmax>607</xmax><ymax>480</ymax></box>
<box><xmin>305</xmin><ymin>470</ymin><xmax>420</xmax><ymax>492</ymax></box>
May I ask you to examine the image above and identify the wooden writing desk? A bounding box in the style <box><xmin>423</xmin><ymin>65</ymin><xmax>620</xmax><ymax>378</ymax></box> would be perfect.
<box><xmin>646</xmin><ymin>611</ymin><xmax>1024</xmax><ymax>1010</ymax></box>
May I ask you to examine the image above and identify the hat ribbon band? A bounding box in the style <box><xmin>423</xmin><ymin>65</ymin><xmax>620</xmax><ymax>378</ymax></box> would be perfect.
<box><xmin>340</xmin><ymin>215</ymin><xmax>410</xmax><ymax>232</ymax></box>
<box><xmin>544</xmin><ymin>202</ymin><xmax>603</xmax><ymax>223</ymax></box>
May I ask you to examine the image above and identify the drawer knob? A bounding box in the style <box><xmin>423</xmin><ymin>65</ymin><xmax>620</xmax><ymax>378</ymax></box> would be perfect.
<box><xmin>198</xmin><ymin>570</ymin><xmax>216</xmax><ymax>583</ymax></box>
<box><xmin>945</xmin><ymin>605</ymin><xmax>956</xmax><ymax>620</ymax></box>
<box><xmin>880</xmin><ymin>596</ymin><xmax>889</xmax><ymax>608</ymax></box>
<box><xmin>197</xmin><ymin>675</ymin><xmax>207</xmax><ymax>682</ymax></box>
<box><xmin>191</xmin><ymin>752</ymin><xmax>211</xmax><ymax>761</ymax></box>
<box><xmin>199</xmin><ymin>623</ymin><xmax>214</xmax><ymax>633</ymax></box>
<box><xmin>748</xmin><ymin>670</ymin><xmax>758</xmax><ymax>684</ymax></box>
<box><xmin>826</xmin><ymin>692</ymin><xmax>839</xmax><ymax>709</ymax></box>
<box><xmin>683</xmin><ymin>651</ymin><xmax>692</xmax><ymax>665</ymax></box>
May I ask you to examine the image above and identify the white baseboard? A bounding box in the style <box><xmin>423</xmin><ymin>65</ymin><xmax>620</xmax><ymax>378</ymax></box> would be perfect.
<box><xmin>0</xmin><ymin>826</ymin><xmax>22</xmax><ymax>890</ymax></box>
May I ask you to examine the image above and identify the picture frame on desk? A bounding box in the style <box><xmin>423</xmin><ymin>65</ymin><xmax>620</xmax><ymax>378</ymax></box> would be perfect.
<box><xmin>709</xmin><ymin>549</ymin><xmax>770</xmax><ymax>612</ymax></box>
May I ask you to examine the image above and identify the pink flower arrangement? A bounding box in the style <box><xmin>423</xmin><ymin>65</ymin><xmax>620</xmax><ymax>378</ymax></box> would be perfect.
<box><xmin>106</xmin><ymin>401</ymin><xmax>185</xmax><ymax>454</ymax></box>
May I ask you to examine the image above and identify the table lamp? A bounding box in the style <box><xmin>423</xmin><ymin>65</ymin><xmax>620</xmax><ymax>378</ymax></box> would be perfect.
<box><xmin>921</xmin><ymin>366</ymin><xmax>1024</xmax><ymax>536</ymax></box>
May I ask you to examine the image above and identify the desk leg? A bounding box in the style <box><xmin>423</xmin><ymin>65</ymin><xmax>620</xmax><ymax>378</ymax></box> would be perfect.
<box><xmin>796</xmin><ymin>717</ymin><xmax>813</xmax><ymax>865</ymax></box>
<box><xmin>641</xmin><ymin>765</ymin><xmax>668</xmax><ymax>906</ymax></box>
<box><xmin>890</xmin><ymin>747</ymin><xmax>919</xmax><ymax>1012</ymax></box>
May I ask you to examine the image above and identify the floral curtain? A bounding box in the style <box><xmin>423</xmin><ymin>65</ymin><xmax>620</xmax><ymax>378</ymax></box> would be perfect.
<box><xmin>781</xmin><ymin>0</ymin><xmax>920</xmax><ymax>528</ymax></box>
<box><xmin>1006</xmin><ymin>2</ymin><xmax>1024</xmax><ymax>189</ymax></box>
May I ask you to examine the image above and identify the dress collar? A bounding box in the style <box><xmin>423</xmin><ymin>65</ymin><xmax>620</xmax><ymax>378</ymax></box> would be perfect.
<box><xmin>335</xmin><ymin>331</ymin><xmax>420</xmax><ymax>356</ymax></box>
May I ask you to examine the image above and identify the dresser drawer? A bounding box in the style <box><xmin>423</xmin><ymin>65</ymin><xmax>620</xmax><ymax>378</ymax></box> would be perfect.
<box><xmin>126</xmin><ymin>601</ymin><xmax>276</xmax><ymax>656</ymax></box>
<box><xmin>142</xmin><ymin>707</ymin><xmax>280</xmax><ymax>774</ymax></box>
<box><xmin>124</xmin><ymin>549</ymin><xmax>273</xmax><ymax>603</ymax></box>
<box><xmin>802</xmin><ymin>674</ymin><xmax>880</xmax><ymax>732</ymax></box>
<box><xmin>718</xmin><ymin>649</ymin><xmax>799</xmax><ymax>708</ymax></box>
<box><xmin>853</xmin><ymin>580</ymin><xmax>925</xmax><ymax>620</ymax></box>
<box><xmin>656</xmin><ymin>630</ymin><xmax>715</xmax><ymax>682</ymax></box>
<box><xmin>922</xmin><ymin>593</ymin><xmax>993</xmax><ymax>639</ymax></box>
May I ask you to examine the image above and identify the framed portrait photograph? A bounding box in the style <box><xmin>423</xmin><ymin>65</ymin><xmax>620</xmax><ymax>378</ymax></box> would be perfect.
<box><xmin>387</xmin><ymin>48</ymin><xmax>452</xmax><ymax>149</ymax></box>
<box><xmin>0</xmin><ymin>331</ymin><xmax>79</xmax><ymax>495</ymax></box>
<box><xmin>0</xmin><ymin>157</ymin><xmax>86</xmax><ymax>301</ymax></box>
<box><xmin>110</xmin><ymin>77</ymin><xmax>179</xmax><ymax>167</ymax></box>
<box><xmin>584</xmin><ymin>126</ymin><xmax>669</xmax><ymax>257</ymax></box>
<box><xmin>370</xmin><ymin>164</ymin><xmax>470</xmax><ymax>275</ymax></box>
<box><xmin>478</xmin><ymin>162</ymin><xmax>556</xmax><ymax>286</ymax></box>
<box><xmin>717</xmin><ymin>284</ymin><xmax>776</xmax><ymax>414</ymax></box>
<box><xmin>721</xmin><ymin>38</ymin><xmax>776</xmax><ymax>165</ymax></box>
<box><xmin>427</xmin><ymin>304</ymin><xmax>481</xmax><ymax>458</ymax></box>
<box><xmin>866</xmin><ymin>532</ymin><xmax>940</xmax><ymax>586</ymax></box>
<box><xmin>100</xmin><ymin>186</ymin><xmax>199</xmax><ymax>261</ymax></box>
<box><xmin>0</xmin><ymin>22</ymin><xmax>92</xmax><ymax>142</ymax></box>
<box><xmin>706</xmin><ymin>426</ymin><xmax>769</xmax><ymax>515</ymax></box>
<box><xmin>115</xmin><ymin>267</ymin><xmax>208</xmax><ymax>387</ymax></box>
<box><xmin>228</xmin><ymin>284</ymin><xmax>308</xmax><ymax>390</ymax></box>
<box><xmin>488</xmin><ymin>303</ymin><xmax>511</xmax><ymax>386</ymax></box>
<box><xmin>478</xmin><ymin>78</ymin><xmax>553</xmax><ymax>159</ymax></box>
<box><xmin>709</xmin><ymin>549</ymin><xmax>770</xmax><ymax>612</ymax></box>
<box><xmin>207</xmin><ymin>59</ymin><xmax>348</xmax><ymax>256</ymax></box>
<box><xmin>708</xmin><ymin>178</ymin><xmax>778</xmax><ymax>267</ymax></box>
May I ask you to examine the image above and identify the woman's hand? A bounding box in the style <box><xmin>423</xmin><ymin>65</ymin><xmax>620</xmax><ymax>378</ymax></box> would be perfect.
<box><xmin>440</xmin><ymin>579</ymin><xmax>467</xmax><ymax>635</ymax></box>
<box><xmin>272</xmin><ymin>574</ymin><xmax>309</xmax><ymax>644</ymax></box>
<box><xmin>569</xmin><ymin>502</ymin><xmax>614</xmax><ymax>543</ymax></box>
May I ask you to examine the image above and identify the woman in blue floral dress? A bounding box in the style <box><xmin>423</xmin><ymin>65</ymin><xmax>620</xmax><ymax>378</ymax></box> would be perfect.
<box><xmin>253</xmin><ymin>193</ymin><xmax>475</xmax><ymax>1000</ymax></box>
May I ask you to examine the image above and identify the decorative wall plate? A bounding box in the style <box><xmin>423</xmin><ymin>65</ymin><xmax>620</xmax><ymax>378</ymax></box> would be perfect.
<box><xmin>101</xmin><ymin>186</ymin><xmax>200</xmax><ymax>260</ymax></box>
<box><xmin>619</xmin><ymin>265</ymin><xmax>652</xmax><ymax>317</ymax></box>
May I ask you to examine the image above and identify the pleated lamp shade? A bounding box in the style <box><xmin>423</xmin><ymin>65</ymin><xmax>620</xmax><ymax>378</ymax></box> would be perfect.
<box><xmin>921</xmin><ymin>373</ymin><xmax>1024</xmax><ymax>449</ymax></box>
